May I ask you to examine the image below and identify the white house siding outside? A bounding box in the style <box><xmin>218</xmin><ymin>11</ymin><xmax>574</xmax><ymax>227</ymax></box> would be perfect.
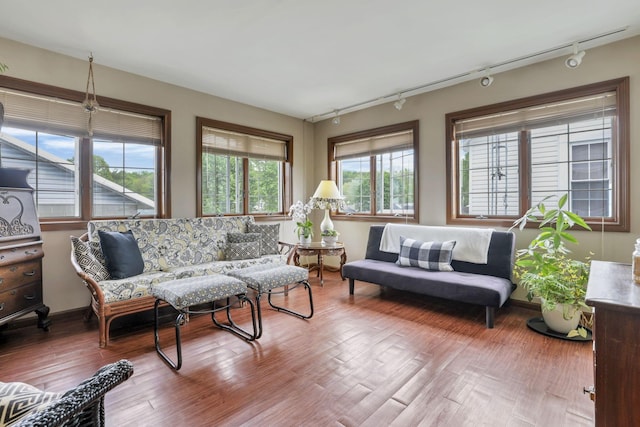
<box><xmin>0</xmin><ymin>135</ymin><xmax>153</xmax><ymax>218</ymax></box>
<box><xmin>462</xmin><ymin>117</ymin><xmax>612</xmax><ymax>218</ymax></box>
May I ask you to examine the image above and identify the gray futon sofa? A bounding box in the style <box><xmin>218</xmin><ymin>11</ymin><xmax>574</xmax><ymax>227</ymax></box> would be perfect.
<box><xmin>342</xmin><ymin>225</ymin><xmax>516</xmax><ymax>328</ymax></box>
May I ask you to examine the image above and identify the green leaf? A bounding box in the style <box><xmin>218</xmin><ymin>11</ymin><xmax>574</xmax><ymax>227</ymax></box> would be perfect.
<box><xmin>558</xmin><ymin>193</ymin><xmax>568</xmax><ymax>209</ymax></box>
<box><xmin>567</xmin><ymin>330</ymin><xmax>579</xmax><ymax>338</ymax></box>
<box><xmin>559</xmin><ymin>231</ymin><xmax>578</xmax><ymax>243</ymax></box>
<box><xmin>565</xmin><ymin>211</ymin><xmax>592</xmax><ymax>231</ymax></box>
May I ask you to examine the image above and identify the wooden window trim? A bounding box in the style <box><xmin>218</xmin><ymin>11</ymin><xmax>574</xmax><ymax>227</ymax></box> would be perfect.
<box><xmin>328</xmin><ymin>120</ymin><xmax>419</xmax><ymax>223</ymax></box>
<box><xmin>445</xmin><ymin>77</ymin><xmax>629</xmax><ymax>232</ymax></box>
<box><xmin>0</xmin><ymin>75</ymin><xmax>171</xmax><ymax>232</ymax></box>
<box><xmin>196</xmin><ymin>117</ymin><xmax>292</xmax><ymax>220</ymax></box>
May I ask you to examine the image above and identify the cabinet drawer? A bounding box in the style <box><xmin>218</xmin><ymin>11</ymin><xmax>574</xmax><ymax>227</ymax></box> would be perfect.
<box><xmin>0</xmin><ymin>260</ymin><xmax>42</xmax><ymax>291</ymax></box>
<box><xmin>0</xmin><ymin>283</ymin><xmax>42</xmax><ymax>316</ymax></box>
<box><xmin>0</xmin><ymin>243</ymin><xmax>43</xmax><ymax>267</ymax></box>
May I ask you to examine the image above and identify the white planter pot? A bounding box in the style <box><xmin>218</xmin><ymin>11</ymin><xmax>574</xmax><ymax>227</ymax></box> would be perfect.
<box><xmin>541</xmin><ymin>301</ymin><xmax>581</xmax><ymax>334</ymax></box>
<box><xmin>299</xmin><ymin>235</ymin><xmax>312</xmax><ymax>245</ymax></box>
<box><xmin>322</xmin><ymin>236</ymin><xmax>338</xmax><ymax>245</ymax></box>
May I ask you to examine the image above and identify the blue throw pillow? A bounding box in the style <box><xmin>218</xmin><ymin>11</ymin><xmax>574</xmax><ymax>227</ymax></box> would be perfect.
<box><xmin>98</xmin><ymin>229</ymin><xmax>145</xmax><ymax>279</ymax></box>
<box><xmin>396</xmin><ymin>236</ymin><xmax>456</xmax><ymax>271</ymax></box>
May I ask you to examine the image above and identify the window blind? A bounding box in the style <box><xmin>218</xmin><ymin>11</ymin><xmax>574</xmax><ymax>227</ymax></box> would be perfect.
<box><xmin>202</xmin><ymin>126</ymin><xmax>287</xmax><ymax>161</ymax></box>
<box><xmin>455</xmin><ymin>92</ymin><xmax>616</xmax><ymax>139</ymax></box>
<box><xmin>334</xmin><ymin>130</ymin><xmax>414</xmax><ymax>160</ymax></box>
<box><xmin>0</xmin><ymin>88</ymin><xmax>162</xmax><ymax>145</ymax></box>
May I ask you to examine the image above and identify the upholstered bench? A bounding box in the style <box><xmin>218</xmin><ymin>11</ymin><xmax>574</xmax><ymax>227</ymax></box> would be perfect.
<box><xmin>151</xmin><ymin>275</ymin><xmax>257</xmax><ymax>370</ymax></box>
<box><xmin>228</xmin><ymin>264</ymin><xmax>313</xmax><ymax>339</ymax></box>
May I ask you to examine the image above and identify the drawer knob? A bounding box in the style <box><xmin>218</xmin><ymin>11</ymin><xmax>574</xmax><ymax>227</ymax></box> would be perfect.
<box><xmin>583</xmin><ymin>386</ymin><xmax>595</xmax><ymax>401</ymax></box>
<box><xmin>0</xmin><ymin>302</ymin><xmax>4</xmax><ymax>311</ymax></box>
<box><xmin>23</xmin><ymin>270</ymin><xmax>36</xmax><ymax>277</ymax></box>
<box><xmin>0</xmin><ymin>278</ymin><xmax>3</xmax><ymax>285</ymax></box>
<box><xmin>25</xmin><ymin>249</ymin><xmax>39</xmax><ymax>256</ymax></box>
<box><xmin>24</xmin><ymin>294</ymin><xmax>35</xmax><ymax>300</ymax></box>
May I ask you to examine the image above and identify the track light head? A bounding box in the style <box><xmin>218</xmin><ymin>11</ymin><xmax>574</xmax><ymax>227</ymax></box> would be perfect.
<box><xmin>479</xmin><ymin>75</ymin><xmax>494</xmax><ymax>87</ymax></box>
<box><xmin>332</xmin><ymin>110</ymin><xmax>341</xmax><ymax>125</ymax></box>
<box><xmin>565</xmin><ymin>50</ymin><xmax>585</xmax><ymax>68</ymax></box>
<box><xmin>394</xmin><ymin>98</ymin><xmax>406</xmax><ymax>110</ymax></box>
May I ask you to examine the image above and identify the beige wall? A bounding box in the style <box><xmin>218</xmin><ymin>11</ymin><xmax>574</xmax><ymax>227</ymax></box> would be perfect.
<box><xmin>314</xmin><ymin>35</ymin><xmax>640</xmax><ymax>301</ymax></box>
<box><xmin>0</xmin><ymin>37</ymin><xmax>313</xmax><ymax>314</ymax></box>
<box><xmin>1</xmin><ymin>34</ymin><xmax>638</xmax><ymax>313</ymax></box>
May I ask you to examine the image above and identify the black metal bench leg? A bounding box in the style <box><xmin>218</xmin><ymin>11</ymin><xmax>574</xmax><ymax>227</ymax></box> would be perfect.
<box><xmin>154</xmin><ymin>299</ymin><xmax>184</xmax><ymax>370</ymax></box>
<box><xmin>266</xmin><ymin>280</ymin><xmax>314</xmax><ymax>320</ymax></box>
<box><xmin>211</xmin><ymin>295</ymin><xmax>258</xmax><ymax>341</ymax></box>
<box><xmin>486</xmin><ymin>306</ymin><xmax>495</xmax><ymax>328</ymax></box>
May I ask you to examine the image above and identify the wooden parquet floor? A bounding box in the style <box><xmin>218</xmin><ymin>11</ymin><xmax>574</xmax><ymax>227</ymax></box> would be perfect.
<box><xmin>0</xmin><ymin>271</ymin><xmax>594</xmax><ymax>427</ymax></box>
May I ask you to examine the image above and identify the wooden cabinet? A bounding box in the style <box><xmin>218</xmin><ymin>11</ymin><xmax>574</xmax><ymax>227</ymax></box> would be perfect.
<box><xmin>0</xmin><ymin>168</ymin><xmax>50</xmax><ymax>330</ymax></box>
<box><xmin>585</xmin><ymin>260</ymin><xmax>640</xmax><ymax>427</ymax></box>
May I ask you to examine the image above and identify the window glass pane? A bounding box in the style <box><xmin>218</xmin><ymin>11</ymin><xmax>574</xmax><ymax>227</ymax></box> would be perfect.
<box><xmin>459</xmin><ymin>133</ymin><xmax>519</xmax><ymax>216</ymax></box>
<box><xmin>339</xmin><ymin>156</ymin><xmax>371</xmax><ymax>214</ymax></box>
<box><xmin>201</xmin><ymin>152</ymin><xmax>243</xmax><ymax>215</ymax></box>
<box><xmin>92</xmin><ymin>139</ymin><xmax>157</xmax><ymax>218</ymax></box>
<box><xmin>248</xmin><ymin>159</ymin><xmax>282</xmax><ymax>214</ymax></box>
<box><xmin>375</xmin><ymin>150</ymin><xmax>414</xmax><ymax>215</ymax></box>
<box><xmin>572</xmin><ymin>162</ymin><xmax>589</xmax><ymax>180</ymax></box>
<box><xmin>448</xmin><ymin>80</ymin><xmax>626</xmax><ymax>228</ymax></box>
<box><xmin>1</xmin><ymin>126</ymin><xmax>79</xmax><ymax>218</ymax></box>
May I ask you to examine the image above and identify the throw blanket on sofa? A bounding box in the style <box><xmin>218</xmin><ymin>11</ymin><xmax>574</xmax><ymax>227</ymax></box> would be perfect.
<box><xmin>379</xmin><ymin>224</ymin><xmax>494</xmax><ymax>264</ymax></box>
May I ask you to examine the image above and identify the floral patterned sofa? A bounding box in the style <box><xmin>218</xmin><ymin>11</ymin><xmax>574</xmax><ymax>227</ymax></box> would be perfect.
<box><xmin>70</xmin><ymin>216</ymin><xmax>292</xmax><ymax>347</ymax></box>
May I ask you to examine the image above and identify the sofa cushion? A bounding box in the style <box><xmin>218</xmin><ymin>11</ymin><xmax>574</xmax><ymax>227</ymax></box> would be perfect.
<box><xmin>225</xmin><ymin>241</ymin><xmax>261</xmax><ymax>261</ymax></box>
<box><xmin>396</xmin><ymin>237</ymin><xmax>456</xmax><ymax>272</ymax></box>
<box><xmin>0</xmin><ymin>381</ymin><xmax>61</xmax><ymax>427</ymax></box>
<box><xmin>247</xmin><ymin>223</ymin><xmax>280</xmax><ymax>255</ymax></box>
<box><xmin>166</xmin><ymin>254</ymin><xmax>287</xmax><ymax>279</ymax></box>
<box><xmin>98</xmin><ymin>271</ymin><xmax>176</xmax><ymax>303</ymax></box>
<box><xmin>98</xmin><ymin>230</ymin><xmax>145</xmax><ymax>279</ymax></box>
<box><xmin>227</xmin><ymin>232</ymin><xmax>261</xmax><ymax>243</ymax></box>
<box><xmin>343</xmin><ymin>259</ymin><xmax>513</xmax><ymax>307</ymax></box>
<box><xmin>71</xmin><ymin>237</ymin><xmax>110</xmax><ymax>281</ymax></box>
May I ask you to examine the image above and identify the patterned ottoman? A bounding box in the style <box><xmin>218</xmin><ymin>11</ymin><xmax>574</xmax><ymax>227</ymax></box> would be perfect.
<box><xmin>228</xmin><ymin>264</ymin><xmax>313</xmax><ymax>339</ymax></box>
<box><xmin>151</xmin><ymin>274</ymin><xmax>257</xmax><ymax>370</ymax></box>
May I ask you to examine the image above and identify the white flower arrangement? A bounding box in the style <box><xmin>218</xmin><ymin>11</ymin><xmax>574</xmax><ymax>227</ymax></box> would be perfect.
<box><xmin>288</xmin><ymin>200</ymin><xmax>314</xmax><ymax>238</ymax></box>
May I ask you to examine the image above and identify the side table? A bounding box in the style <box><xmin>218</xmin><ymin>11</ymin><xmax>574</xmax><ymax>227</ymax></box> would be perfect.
<box><xmin>293</xmin><ymin>242</ymin><xmax>346</xmax><ymax>285</ymax></box>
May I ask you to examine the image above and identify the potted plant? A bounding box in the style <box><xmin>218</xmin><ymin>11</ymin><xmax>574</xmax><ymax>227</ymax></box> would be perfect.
<box><xmin>321</xmin><ymin>229</ymin><xmax>339</xmax><ymax>244</ymax></box>
<box><xmin>511</xmin><ymin>194</ymin><xmax>592</xmax><ymax>338</ymax></box>
<box><xmin>289</xmin><ymin>200</ymin><xmax>313</xmax><ymax>244</ymax></box>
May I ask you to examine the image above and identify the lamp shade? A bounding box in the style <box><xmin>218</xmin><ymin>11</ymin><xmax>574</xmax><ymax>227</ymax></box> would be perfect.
<box><xmin>312</xmin><ymin>180</ymin><xmax>342</xmax><ymax>200</ymax></box>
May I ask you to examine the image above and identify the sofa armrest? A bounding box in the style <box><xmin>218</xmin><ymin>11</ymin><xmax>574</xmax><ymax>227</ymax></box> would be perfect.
<box><xmin>14</xmin><ymin>359</ymin><xmax>134</xmax><ymax>427</ymax></box>
<box><xmin>278</xmin><ymin>241</ymin><xmax>296</xmax><ymax>264</ymax></box>
<box><xmin>70</xmin><ymin>233</ymin><xmax>107</xmax><ymax>307</ymax></box>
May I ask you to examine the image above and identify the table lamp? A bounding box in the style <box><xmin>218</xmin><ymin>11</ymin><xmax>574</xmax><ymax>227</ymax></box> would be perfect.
<box><xmin>310</xmin><ymin>180</ymin><xmax>344</xmax><ymax>233</ymax></box>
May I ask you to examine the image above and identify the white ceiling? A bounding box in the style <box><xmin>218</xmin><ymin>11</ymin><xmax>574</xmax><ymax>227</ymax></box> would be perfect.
<box><xmin>1</xmin><ymin>1</ymin><xmax>639</xmax><ymax>120</ymax></box>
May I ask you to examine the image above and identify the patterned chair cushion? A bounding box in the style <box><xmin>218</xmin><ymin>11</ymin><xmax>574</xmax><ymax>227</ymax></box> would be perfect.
<box><xmin>228</xmin><ymin>264</ymin><xmax>309</xmax><ymax>292</ymax></box>
<box><xmin>247</xmin><ymin>223</ymin><xmax>280</xmax><ymax>255</ymax></box>
<box><xmin>70</xmin><ymin>237</ymin><xmax>110</xmax><ymax>281</ymax></box>
<box><xmin>396</xmin><ymin>237</ymin><xmax>456</xmax><ymax>271</ymax></box>
<box><xmin>150</xmin><ymin>275</ymin><xmax>248</xmax><ymax>310</ymax></box>
<box><xmin>0</xmin><ymin>382</ymin><xmax>60</xmax><ymax>427</ymax></box>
